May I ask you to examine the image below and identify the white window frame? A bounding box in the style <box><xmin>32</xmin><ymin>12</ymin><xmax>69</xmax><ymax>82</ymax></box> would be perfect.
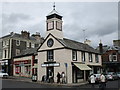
<box><xmin>31</xmin><ymin>43</ymin><xmax>34</xmax><ymax>48</ymax></box>
<box><xmin>47</xmin><ymin>50</ymin><xmax>54</xmax><ymax>61</ymax></box>
<box><xmin>81</xmin><ymin>52</ymin><xmax>85</xmax><ymax>62</ymax></box>
<box><xmin>109</xmin><ymin>54</ymin><xmax>112</xmax><ymax>61</ymax></box>
<box><xmin>27</xmin><ymin>42</ymin><xmax>29</xmax><ymax>47</ymax></box>
<box><xmin>16</xmin><ymin>49</ymin><xmax>20</xmax><ymax>56</ymax></box>
<box><xmin>72</xmin><ymin>50</ymin><xmax>77</xmax><ymax>61</ymax></box>
<box><xmin>16</xmin><ymin>40</ymin><xmax>20</xmax><ymax>46</ymax></box>
<box><xmin>95</xmin><ymin>54</ymin><xmax>99</xmax><ymax>63</ymax></box>
<box><xmin>89</xmin><ymin>53</ymin><xmax>93</xmax><ymax>62</ymax></box>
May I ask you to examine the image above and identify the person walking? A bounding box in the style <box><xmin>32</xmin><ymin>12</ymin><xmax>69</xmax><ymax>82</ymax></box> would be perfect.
<box><xmin>89</xmin><ymin>74</ymin><xmax>95</xmax><ymax>88</ymax></box>
<box><xmin>99</xmin><ymin>73</ymin><xmax>106</xmax><ymax>90</ymax></box>
<box><xmin>57</xmin><ymin>72</ymin><xmax>61</xmax><ymax>83</ymax></box>
<box><xmin>61</xmin><ymin>72</ymin><xmax>65</xmax><ymax>84</ymax></box>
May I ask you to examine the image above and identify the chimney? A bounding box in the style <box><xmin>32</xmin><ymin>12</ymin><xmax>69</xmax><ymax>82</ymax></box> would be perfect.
<box><xmin>21</xmin><ymin>30</ymin><xmax>30</xmax><ymax>38</ymax></box>
<box><xmin>32</xmin><ymin>32</ymin><xmax>41</xmax><ymax>41</ymax></box>
<box><xmin>99</xmin><ymin>40</ymin><xmax>103</xmax><ymax>54</ymax></box>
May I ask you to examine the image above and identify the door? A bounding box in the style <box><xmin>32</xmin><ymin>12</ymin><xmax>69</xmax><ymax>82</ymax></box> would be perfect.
<box><xmin>46</xmin><ymin>67</ymin><xmax>54</xmax><ymax>82</ymax></box>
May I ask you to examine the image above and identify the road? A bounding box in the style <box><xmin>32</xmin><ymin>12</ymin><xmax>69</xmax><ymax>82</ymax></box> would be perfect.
<box><xmin>1</xmin><ymin>79</ymin><xmax>120</xmax><ymax>90</ymax></box>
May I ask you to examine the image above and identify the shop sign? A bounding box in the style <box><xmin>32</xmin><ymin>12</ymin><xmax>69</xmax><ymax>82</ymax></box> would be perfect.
<box><xmin>14</xmin><ymin>60</ymin><xmax>31</xmax><ymax>65</ymax></box>
<box><xmin>41</xmin><ymin>63</ymin><xmax>60</xmax><ymax>67</ymax></box>
<box><xmin>0</xmin><ymin>60</ymin><xmax>8</xmax><ymax>65</ymax></box>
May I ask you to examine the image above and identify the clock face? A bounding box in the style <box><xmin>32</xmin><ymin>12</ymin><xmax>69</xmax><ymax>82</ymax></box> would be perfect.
<box><xmin>48</xmin><ymin>21</ymin><xmax>54</xmax><ymax>30</ymax></box>
<box><xmin>47</xmin><ymin>39</ymin><xmax>54</xmax><ymax>47</ymax></box>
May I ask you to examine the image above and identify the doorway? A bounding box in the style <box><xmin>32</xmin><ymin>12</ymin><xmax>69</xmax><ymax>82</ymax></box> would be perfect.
<box><xmin>46</xmin><ymin>67</ymin><xmax>54</xmax><ymax>83</ymax></box>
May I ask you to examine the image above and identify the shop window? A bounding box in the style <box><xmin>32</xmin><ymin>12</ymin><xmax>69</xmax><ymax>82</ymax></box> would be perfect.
<box><xmin>81</xmin><ymin>52</ymin><xmax>85</xmax><ymax>62</ymax></box>
<box><xmin>77</xmin><ymin>70</ymin><xmax>83</xmax><ymax>79</ymax></box>
<box><xmin>15</xmin><ymin>66</ymin><xmax>20</xmax><ymax>74</ymax></box>
<box><xmin>72</xmin><ymin>50</ymin><xmax>77</xmax><ymax>61</ymax></box>
<box><xmin>34</xmin><ymin>59</ymin><xmax>38</xmax><ymax>64</ymax></box>
<box><xmin>47</xmin><ymin>50</ymin><xmax>54</xmax><ymax>61</ymax></box>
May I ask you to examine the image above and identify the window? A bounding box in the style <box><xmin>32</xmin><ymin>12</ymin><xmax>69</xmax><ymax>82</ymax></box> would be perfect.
<box><xmin>34</xmin><ymin>59</ymin><xmax>38</xmax><ymax>64</ymax></box>
<box><xmin>112</xmin><ymin>53</ymin><xmax>117</xmax><ymax>61</ymax></box>
<box><xmin>47</xmin><ymin>50</ymin><xmax>54</xmax><ymax>61</ymax></box>
<box><xmin>6</xmin><ymin>40</ymin><xmax>9</xmax><ymax>45</ymax></box>
<box><xmin>72</xmin><ymin>50</ymin><xmax>77</xmax><ymax>61</ymax></box>
<box><xmin>31</xmin><ymin>43</ymin><xmax>34</xmax><ymax>48</ymax></box>
<box><xmin>27</xmin><ymin>42</ymin><xmax>29</xmax><ymax>47</ymax></box>
<box><xmin>16</xmin><ymin>49</ymin><xmax>20</xmax><ymax>56</ymax></box>
<box><xmin>29</xmin><ymin>42</ymin><xmax>31</xmax><ymax>48</ymax></box>
<box><xmin>81</xmin><ymin>52</ymin><xmax>85</xmax><ymax>62</ymax></box>
<box><xmin>95</xmin><ymin>54</ymin><xmax>99</xmax><ymax>63</ymax></box>
<box><xmin>4</xmin><ymin>50</ymin><xmax>7</xmax><ymax>58</ymax></box>
<box><xmin>3</xmin><ymin>41</ymin><xmax>6</xmax><ymax>46</ymax></box>
<box><xmin>89</xmin><ymin>53</ymin><xmax>93</xmax><ymax>62</ymax></box>
<box><xmin>16</xmin><ymin>40</ymin><xmax>20</xmax><ymax>46</ymax></box>
<box><xmin>109</xmin><ymin>54</ymin><xmax>112</xmax><ymax>61</ymax></box>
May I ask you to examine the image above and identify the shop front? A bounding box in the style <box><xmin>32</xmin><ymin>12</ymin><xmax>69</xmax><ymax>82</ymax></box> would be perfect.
<box><xmin>0</xmin><ymin>60</ymin><xmax>8</xmax><ymax>73</ymax></box>
<box><xmin>41</xmin><ymin>62</ymin><xmax>60</xmax><ymax>82</ymax></box>
<box><xmin>72</xmin><ymin>63</ymin><xmax>91</xmax><ymax>83</ymax></box>
<box><xmin>14</xmin><ymin>60</ymin><xmax>32</xmax><ymax>77</ymax></box>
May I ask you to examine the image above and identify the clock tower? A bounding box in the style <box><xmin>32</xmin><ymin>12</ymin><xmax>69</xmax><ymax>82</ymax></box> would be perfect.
<box><xmin>46</xmin><ymin>3</ymin><xmax>63</xmax><ymax>39</ymax></box>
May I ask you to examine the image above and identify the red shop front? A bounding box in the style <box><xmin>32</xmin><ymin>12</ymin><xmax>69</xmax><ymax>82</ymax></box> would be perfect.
<box><xmin>14</xmin><ymin>60</ymin><xmax>32</xmax><ymax>77</ymax></box>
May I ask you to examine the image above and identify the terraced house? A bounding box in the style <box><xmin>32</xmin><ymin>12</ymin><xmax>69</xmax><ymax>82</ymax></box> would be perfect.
<box><xmin>37</xmin><ymin>6</ymin><xmax>102</xmax><ymax>83</ymax></box>
<box><xmin>0</xmin><ymin>31</ymin><xmax>43</xmax><ymax>75</ymax></box>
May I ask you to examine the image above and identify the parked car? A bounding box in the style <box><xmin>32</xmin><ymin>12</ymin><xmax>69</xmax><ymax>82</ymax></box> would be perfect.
<box><xmin>0</xmin><ymin>72</ymin><xmax>9</xmax><ymax>78</ymax></box>
<box><xmin>116</xmin><ymin>72</ymin><xmax>120</xmax><ymax>79</ymax></box>
<box><xmin>88</xmin><ymin>74</ymin><xmax>101</xmax><ymax>83</ymax></box>
<box><xmin>106</xmin><ymin>72</ymin><xmax>119</xmax><ymax>80</ymax></box>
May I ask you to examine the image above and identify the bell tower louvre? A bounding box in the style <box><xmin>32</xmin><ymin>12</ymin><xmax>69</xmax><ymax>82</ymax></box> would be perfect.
<box><xmin>46</xmin><ymin>3</ymin><xmax>63</xmax><ymax>39</ymax></box>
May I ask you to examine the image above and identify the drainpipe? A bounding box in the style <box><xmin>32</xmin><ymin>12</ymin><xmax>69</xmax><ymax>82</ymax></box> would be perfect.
<box><xmin>84</xmin><ymin>70</ymin><xmax>86</xmax><ymax>81</ymax></box>
<box><xmin>32</xmin><ymin>55</ymin><xmax>35</xmax><ymax>75</ymax></box>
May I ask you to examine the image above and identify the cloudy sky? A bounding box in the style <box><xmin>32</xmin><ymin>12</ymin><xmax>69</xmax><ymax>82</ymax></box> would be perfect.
<box><xmin>0</xmin><ymin>1</ymin><xmax>118</xmax><ymax>47</ymax></box>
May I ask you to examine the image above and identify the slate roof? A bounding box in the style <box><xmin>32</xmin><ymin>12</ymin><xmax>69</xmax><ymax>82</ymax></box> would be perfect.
<box><xmin>15</xmin><ymin>47</ymin><xmax>38</xmax><ymax>58</ymax></box>
<box><xmin>1</xmin><ymin>33</ymin><xmax>36</xmax><ymax>41</ymax></box>
<box><xmin>58</xmin><ymin>38</ymin><xmax>100</xmax><ymax>54</ymax></box>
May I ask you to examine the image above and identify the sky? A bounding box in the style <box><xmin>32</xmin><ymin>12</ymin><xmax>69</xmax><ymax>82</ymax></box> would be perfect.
<box><xmin>0</xmin><ymin>1</ymin><xmax>118</xmax><ymax>47</ymax></box>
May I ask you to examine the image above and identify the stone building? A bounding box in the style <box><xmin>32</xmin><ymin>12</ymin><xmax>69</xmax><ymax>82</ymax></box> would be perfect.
<box><xmin>37</xmin><ymin>6</ymin><xmax>102</xmax><ymax>83</ymax></box>
<box><xmin>0</xmin><ymin>31</ymin><xmax>43</xmax><ymax>75</ymax></box>
<box><xmin>13</xmin><ymin>48</ymin><xmax>38</xmax><ymax>77</ymax></box>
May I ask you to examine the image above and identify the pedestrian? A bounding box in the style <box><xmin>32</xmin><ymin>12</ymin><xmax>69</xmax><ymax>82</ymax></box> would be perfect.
<box><xmin>99</xmin><ymin>73</ymin><xmax>106</xmax><ymax>90</ymax></box>
<box><xmin>57</xmin><ymin>72</ymin><xmax>61</xmax><ymax>83</ymax></box>
<box><xmin>61</xmin><ymin>72</ymin><xmax>65</xmax><ymax>84</ymax></box>
<box><xmin>89</xmin><ymin>74</ymin><xmax>95</xmax><ymax>88</ymax></box>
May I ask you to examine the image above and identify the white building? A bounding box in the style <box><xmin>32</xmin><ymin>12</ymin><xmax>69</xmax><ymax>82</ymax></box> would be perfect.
<box><xmin>37</xmin><ymin>6</ymin><xmax>102</xmax><ymax>83</ymax></box>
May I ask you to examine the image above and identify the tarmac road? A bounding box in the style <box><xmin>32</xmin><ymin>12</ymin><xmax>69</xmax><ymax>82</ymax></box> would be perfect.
<box><xmin>1</xmin><ymin>79</ymin><xmax>120</xmax><ymax>90</ymax></box>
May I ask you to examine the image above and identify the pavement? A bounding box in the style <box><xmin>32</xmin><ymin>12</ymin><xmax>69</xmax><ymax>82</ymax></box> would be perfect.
<box><xmin>6</xmin><ymin>76</ymin><xmax>88</xmax><ymax>87</ymax></box>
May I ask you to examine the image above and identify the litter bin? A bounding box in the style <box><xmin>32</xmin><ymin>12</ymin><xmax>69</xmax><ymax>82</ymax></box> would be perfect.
<box><xmin>32</xmin><ymin>74</ymin><xmax>37</xmax><ymax>82</ymax></box>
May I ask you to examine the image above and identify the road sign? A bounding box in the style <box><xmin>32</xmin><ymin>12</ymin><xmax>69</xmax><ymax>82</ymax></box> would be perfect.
<box><xmin>64</xmin><ymin>63</ymin><xmax>68</xmax><ymax>68</ymax></box>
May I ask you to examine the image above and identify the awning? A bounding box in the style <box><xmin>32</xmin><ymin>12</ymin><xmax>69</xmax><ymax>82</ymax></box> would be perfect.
<box><xmin>32</xmin><ymin>65</ymin><xmax>38</xmax><ymax>68</ymax></box>
<box><xmin>73</xmin><ymin>63</ymin><xmax>91</xmax><ymax>70</ymax></box>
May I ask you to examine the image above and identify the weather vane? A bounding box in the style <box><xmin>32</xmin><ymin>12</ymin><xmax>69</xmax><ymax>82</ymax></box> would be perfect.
<box><xmin>53</xmin><ymin>2</ymin><xmax>55</xmax><ymax>10</ymax></box>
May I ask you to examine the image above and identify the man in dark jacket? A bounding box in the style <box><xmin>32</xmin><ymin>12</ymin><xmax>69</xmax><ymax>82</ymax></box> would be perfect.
<box><xmin>57</xmin><ymin>72</ymin><xmax>61</xmax><ymax>83</ymax></box>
